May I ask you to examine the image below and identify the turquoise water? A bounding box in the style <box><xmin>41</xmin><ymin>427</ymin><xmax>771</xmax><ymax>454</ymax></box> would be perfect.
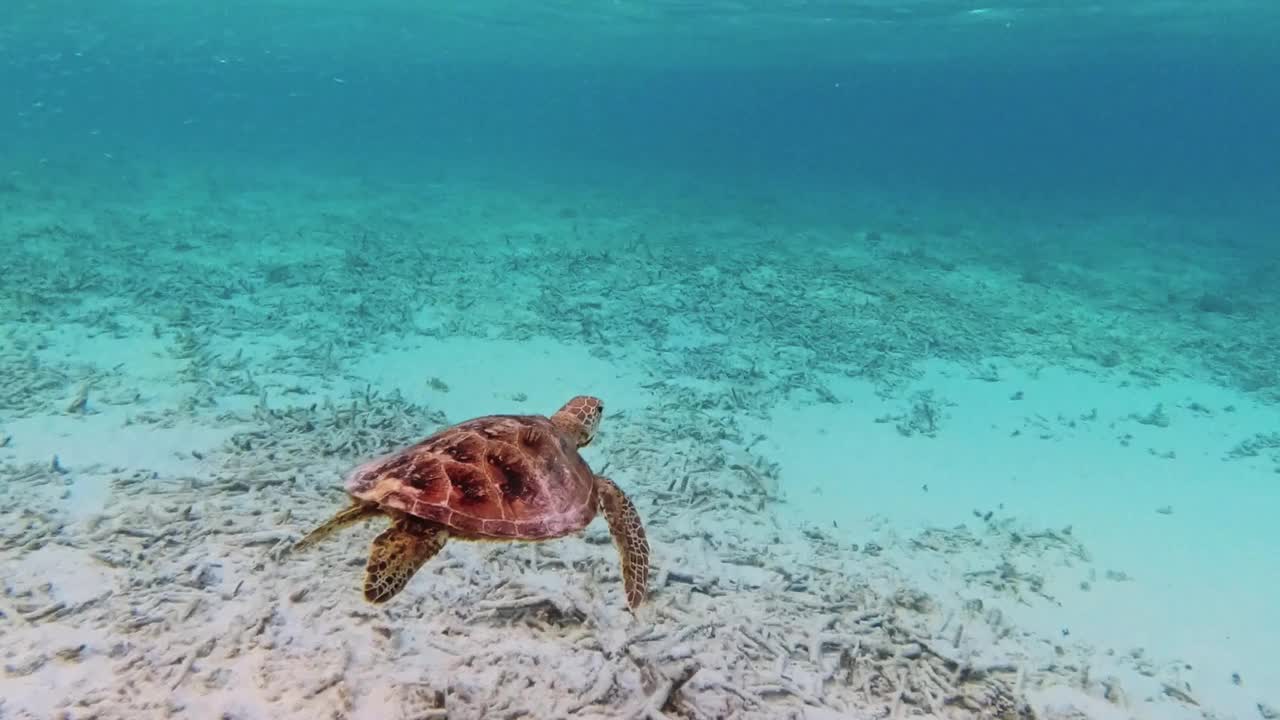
<box><xmin>2</xmin><ymin>2</ymin><xmax>1279</xmax><ymax>719</ymax></box>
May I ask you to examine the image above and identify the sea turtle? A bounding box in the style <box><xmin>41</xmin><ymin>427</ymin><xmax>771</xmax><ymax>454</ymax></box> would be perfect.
<box><xmin>291</xmin><ymin>396</ymin><xmax>650</xmax><ymax>608</ymax></box>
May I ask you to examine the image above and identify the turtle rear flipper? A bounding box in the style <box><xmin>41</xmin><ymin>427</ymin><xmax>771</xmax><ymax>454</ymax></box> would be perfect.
<box><xmin>595</xmin><ymin>476</ymin><xmax>650</xmax><ymax>609</ymax></box>
<box><xmin>292</xmin><ymin>500</ymin><xmax>381</xmax><ymax>552</ymax></box>
<box><xmin>365</xmin><ymin>519</ymin><xmax>448</xmax><ymax>603</ymax></box>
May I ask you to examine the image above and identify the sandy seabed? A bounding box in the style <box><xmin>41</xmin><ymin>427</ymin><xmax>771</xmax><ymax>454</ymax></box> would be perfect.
<box><xmin>2</xmin><ymin>162</ymin><xmax>1278</xmax><ymax>720</ymax></box>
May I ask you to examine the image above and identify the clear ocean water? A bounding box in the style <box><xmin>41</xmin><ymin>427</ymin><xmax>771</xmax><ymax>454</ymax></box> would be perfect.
<box><xmin>2</xmin><ymin>2</ymin><xmax>1278</xmax><ymax>719</ymax></box>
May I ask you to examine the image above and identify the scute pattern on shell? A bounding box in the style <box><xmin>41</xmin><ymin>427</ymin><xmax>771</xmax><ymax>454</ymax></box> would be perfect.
<box><xmin>345</xmin><ymin>415</ymin><xmax>597</xmax><ymax>539</ymax></box>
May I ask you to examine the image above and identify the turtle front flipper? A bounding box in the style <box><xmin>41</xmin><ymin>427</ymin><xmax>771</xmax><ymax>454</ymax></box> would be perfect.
<box><xmin>364</xmin><ymin>518</ymin><xmax>449</xmax><ymax>603</ymax></box>
<box><xmin>595</xmin><ymin>476</ymin><xmax>650</xmax><ymax>609</ymax></box>
<box><xmin>292</xmin><ymin>500</ymin><xmax>382</xmax><ymax>552</ymax></box>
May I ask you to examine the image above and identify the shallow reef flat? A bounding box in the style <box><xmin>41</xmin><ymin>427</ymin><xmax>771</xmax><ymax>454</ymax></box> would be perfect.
<box><xmin>1</xmin><ymin>164</ymin><xmax>1277</xmax><ymax>719</ymax></box>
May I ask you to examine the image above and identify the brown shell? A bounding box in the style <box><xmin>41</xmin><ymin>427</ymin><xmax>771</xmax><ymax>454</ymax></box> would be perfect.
<box><xmin>344</xmin><ymin>415</ymin><xmax>597</xmax><ymax>539</ymax></box>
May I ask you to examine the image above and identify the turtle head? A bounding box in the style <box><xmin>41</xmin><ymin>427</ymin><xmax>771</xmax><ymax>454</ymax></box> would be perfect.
<box><xmin>551</xmin><ymin>395</ymin><xmax>604</xmax><ymax>448</ymax></box>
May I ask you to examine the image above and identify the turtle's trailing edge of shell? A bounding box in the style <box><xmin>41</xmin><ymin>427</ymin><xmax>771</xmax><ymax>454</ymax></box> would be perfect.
<box><xmin>290</xmin><ymin>396</ymin><xmax>650</xmax><ymax>609</ymax></box>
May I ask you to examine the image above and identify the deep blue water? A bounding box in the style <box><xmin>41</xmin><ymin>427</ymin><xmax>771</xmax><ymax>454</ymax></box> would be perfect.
<box><xmin>4</xmin><ymin>4</ymin><xmax>1279</xmax><ymax>224</ymax></box>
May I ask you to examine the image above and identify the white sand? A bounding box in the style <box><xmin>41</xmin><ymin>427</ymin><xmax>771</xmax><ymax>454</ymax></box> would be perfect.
<box><xmin>4</xmin><ymin>337</ymin><xmax>1273</xmax><ymax>718</ymax></box>
<box><xmin>747</xmin><ymin>359</ymin><xmax>1279</xmax><ymax>719</ymax></box>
